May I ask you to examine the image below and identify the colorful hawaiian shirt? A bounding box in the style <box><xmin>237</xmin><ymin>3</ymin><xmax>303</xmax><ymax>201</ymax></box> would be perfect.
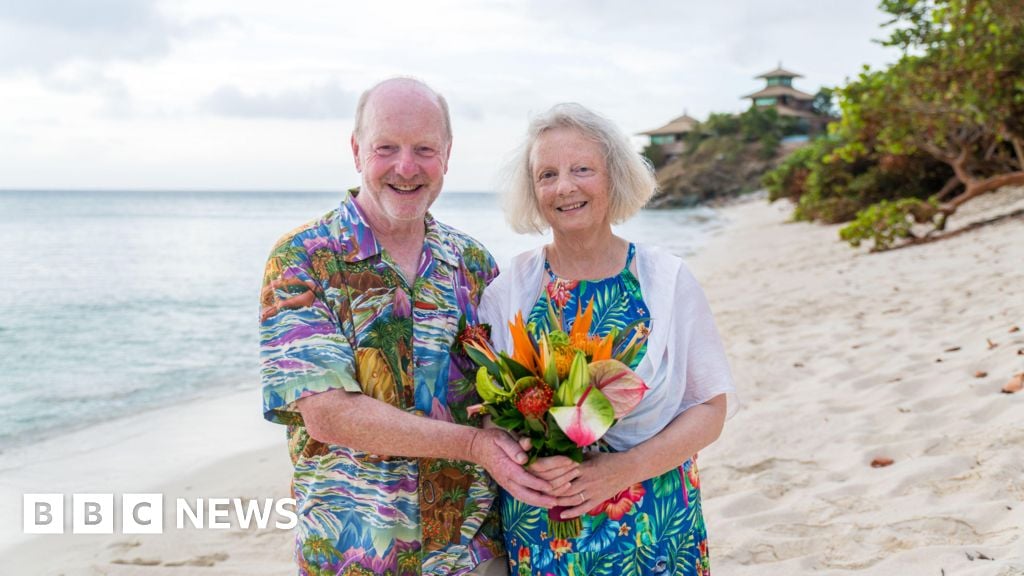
<box><xmin>260</xmin><ymin>190</ymin><xmax>502</xmax><ymax>575</ymax></box>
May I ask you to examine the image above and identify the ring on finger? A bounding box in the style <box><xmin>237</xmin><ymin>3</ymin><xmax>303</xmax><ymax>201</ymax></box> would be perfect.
<box><xmin>578</xmin><ymin>491</ymin><xmax>586</xmax><ymax>504</ymax></box>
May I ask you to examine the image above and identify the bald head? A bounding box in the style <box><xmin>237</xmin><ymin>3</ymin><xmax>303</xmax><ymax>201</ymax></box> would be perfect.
<box><xmin>353</xmin><ymin>77</ymin><xmax>452</xmax><ymax>147</ymax></box>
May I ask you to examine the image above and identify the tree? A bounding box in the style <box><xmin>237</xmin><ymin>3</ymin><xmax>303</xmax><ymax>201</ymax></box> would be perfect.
<box><xmin>766</xmin><ymin>0</ymin><xmax>1024</xmax><ymax>250</ymax></box>
<box><xmin>837</xmin><ymin>0</ymin><xmax>1024</xmax><ymax>235</ymax></box>
<box><xmin>811</xmin><ymin>87</ymin><xmax>837</xmax><ymax>118</ymax></box>
<box><xmin>641</xmin><ymin>143</ymin><xmax>666</xmax><ymax>169</ymax></box>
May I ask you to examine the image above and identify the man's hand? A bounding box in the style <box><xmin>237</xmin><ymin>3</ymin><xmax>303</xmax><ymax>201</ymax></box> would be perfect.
<box><xmin>469</xmin><ymin>428</ymin><xmax>558</xmax><ymax>509</ymax></box>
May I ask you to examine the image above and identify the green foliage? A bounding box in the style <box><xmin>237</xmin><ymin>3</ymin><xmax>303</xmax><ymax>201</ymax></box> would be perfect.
<box><xmin>701</xmin><ymin>112</ymin><xmax>740</xmax><ymax>137</ymax></box>
<box><xmin>641</xmin><ymin>143</ymin><xmax>666</xmax><ymax>169</ymax></box>
<box><xmin>763</xmin><ymin>135</ymin><xmax>952</xmax><ymax>224</ymax></box>
<box><xmin>835</xmin><ymin>0</ymin><xmax>1024</xmax><ymax>170</ymax></box>
<box><xmin>839</xmin><ymin>198</ymin><xmax>939</xmax><ymax>251</ymax></box>
<box><xmin>766</xmin><ymin>0</ymin><xmax>1023</xmax><ymax>249</ymax></box>
<box><xmin>812</xmin><ymin>87</ymin><xmax>837</xmax><ymax>118</ymax></box>
<box><xmin>684</xmin><ymin>107</ymin><xmax>801</xmax><ymax>162</ymax></box>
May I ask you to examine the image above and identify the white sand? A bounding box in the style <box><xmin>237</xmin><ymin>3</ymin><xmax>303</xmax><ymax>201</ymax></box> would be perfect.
<box><xmin>2</xmin><ymin>188</ymin><xmax>1021</xmax><ymax>575</ymax></box>
<box><xmin>0</xmin><ymin>390</ymin><xmax>295</xmax><ymax>574</ymax></box>
<box><xmin>693</xmin><ymin>187</ymin><xmax>1024</xmax><ymax>575</ymax></box>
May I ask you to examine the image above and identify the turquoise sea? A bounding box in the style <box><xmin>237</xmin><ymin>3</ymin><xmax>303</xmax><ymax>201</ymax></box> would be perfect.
<box><xmin>0</xmin><ymin>190</ymin><xmax>723</xmax><ymax>449</ymax></box>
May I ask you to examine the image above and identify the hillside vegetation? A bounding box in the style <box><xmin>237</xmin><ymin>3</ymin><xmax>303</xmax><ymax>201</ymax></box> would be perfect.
<box><xmin>765</xmin><ymin>0</ymin><xmax>1024</xmax><ymax>250</ymax></box>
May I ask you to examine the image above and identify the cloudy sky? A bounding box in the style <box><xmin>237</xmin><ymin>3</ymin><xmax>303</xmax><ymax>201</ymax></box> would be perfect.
<box><xmin>0</xmin><ymin>0</ymin><xmax>898</xmax><ymax>192</ymax></box>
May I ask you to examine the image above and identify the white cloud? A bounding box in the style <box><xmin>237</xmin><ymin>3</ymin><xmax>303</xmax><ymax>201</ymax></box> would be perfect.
<box><xmin>0</xmin><ymin>0</ymin><xmax>900</xmax><ymax>191</ymax></box>
<box><xmin>200</xmin><ymin>81</ymin><xmax>357</xmax><ymax>119</ymax></box>
<box><xmin>0</xmin><ymin>0</ymin><xmax>186</xmax><ymax>72</ymax></box>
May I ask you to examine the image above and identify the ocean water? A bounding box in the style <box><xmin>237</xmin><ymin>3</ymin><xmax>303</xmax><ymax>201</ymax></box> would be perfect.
<box><xmin>0</xmin><ymin>190</ymin><xmax>723</xmax><ymax>449</ymax></box>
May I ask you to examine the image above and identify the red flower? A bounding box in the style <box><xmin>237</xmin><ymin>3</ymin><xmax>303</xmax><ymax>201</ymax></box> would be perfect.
<box><xmin>458</xmin><ymin>323</ymin><xmax>491</xmax><ymax>347</ymax></box>
<box><xmin>515</xmin><ymin>383</ymin><xmax>554</xmax><ymax>419</ymax></box>
<box><xmin>687</xmin><ymin>459</ymin><xmax>701</xmax><ymax>491</ymax></box>
<box><xmin>545</xmin><ymin>278</ymin><xmax>578</xmax><ymax>308</ymax></box>
<box><xmin>549</xmin><ymin>538</ymin><xmax>573</xmax><ymax>559</ymax></box>
<box><xmin>459</xmin><ymin>323</ymin><xmax>498</xmax><ymax>363</ymax></box>
<box><xmin>588</xmin><ymin>483</ymin><xmax>645</xmax><ymax>521</ymax></box>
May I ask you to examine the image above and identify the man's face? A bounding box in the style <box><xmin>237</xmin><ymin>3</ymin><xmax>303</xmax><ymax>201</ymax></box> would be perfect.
<box><xmin>351</xmin><ymin>85</ymin><xmax>451</xmax><ymax>227</ymax></box>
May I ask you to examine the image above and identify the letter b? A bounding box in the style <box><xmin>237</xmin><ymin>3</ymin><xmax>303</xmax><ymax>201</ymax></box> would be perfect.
<box><xmin>23</xmin><ymin>494</ymin><xmax>64</xmax><ymax>534</ymax></box>
<box><xmin>73</xmin><ymin>494</ymin><xmax>113</xmax><ymax>534</ymax></box>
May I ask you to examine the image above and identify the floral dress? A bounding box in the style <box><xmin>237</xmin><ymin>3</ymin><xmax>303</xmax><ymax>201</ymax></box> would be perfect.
<box><xmin>500</xmin><ymin>243</ymin><xmax>711</xmax><ymax>576</ymax></box>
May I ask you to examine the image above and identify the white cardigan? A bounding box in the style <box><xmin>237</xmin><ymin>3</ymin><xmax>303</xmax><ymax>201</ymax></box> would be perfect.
<box><xmin>479</xmin><ymin>243</ymin><xmax>738</xmax><ymax>451</ymax></box>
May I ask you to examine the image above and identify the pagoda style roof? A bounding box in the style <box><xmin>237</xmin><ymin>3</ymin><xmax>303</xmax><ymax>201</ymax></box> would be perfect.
<box><xmin>774</xmin><ymin>104</ymin><xmax>820</xmax><ymax>119</ymax></box>
<box><xmin>638</xmin><ymin>113</ymin><xmax>699</xmax><ymax>136</ymax></box>
<box><xmin>743</xmin><ymin>85</ymin><xmax>815</xmax><ymax>101</ymax></box>
<box><xmin>756</xmin><ymin>65</ymin><xmax>804</xmax><ymax>79</ymax></box>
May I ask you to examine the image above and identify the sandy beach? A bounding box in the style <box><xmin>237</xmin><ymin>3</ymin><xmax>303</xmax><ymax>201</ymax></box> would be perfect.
<box><xmin>3</xmin><ymin>188</ymin><xmax>1022</xmax><ymax>575</ymax></box>
<box><xmin>696</xmin><ymin>187</ymin><xmax>1024</xmax><ymax>575</ymax></box>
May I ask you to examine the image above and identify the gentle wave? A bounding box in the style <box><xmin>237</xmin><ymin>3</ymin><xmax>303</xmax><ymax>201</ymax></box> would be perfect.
<box><xmin>0</xmin><ymin>190</ymin><xmax>721</xmax><ymax>448</ymax></box>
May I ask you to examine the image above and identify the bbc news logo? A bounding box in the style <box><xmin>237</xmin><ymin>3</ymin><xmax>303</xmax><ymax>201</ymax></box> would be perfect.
<box><xmin>24</xmin><ymin>494</ymin><xmax>297</xmax><ymax>534</ymax></box>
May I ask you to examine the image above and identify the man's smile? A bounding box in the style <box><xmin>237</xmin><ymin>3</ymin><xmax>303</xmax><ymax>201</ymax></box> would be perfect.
<box><xmin>387</xmin><ymin>183</ymin><xmax>425</xmax><ymax>194</ymax></box>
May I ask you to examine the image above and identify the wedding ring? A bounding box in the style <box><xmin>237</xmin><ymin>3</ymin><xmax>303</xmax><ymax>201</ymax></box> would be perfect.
<box><xmin>579</xmin><ymin>491</ymin><xmax>586</xmax><ymax>504</ymax></box>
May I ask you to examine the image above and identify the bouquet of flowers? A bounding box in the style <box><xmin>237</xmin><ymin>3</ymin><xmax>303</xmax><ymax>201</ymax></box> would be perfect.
<box><xmin>457</xmin><ymin>300</ymin><xmax>650</xmax><ymax>538</ymax></box>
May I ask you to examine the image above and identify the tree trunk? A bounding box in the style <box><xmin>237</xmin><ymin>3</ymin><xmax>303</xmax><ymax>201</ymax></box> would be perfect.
<box><xmin>919</xmin><ymin>135</ymin><xmax>1024</xmax><ymax>231</ymax></box>
<box><xmin>1012</xmin><ymin>137</ymin><xmax>1024</xmax><ymax>171</ymax></box>
<box><xmin>935</xmin><ymin>175</ymin><xmax>962</xmax><ymax>201</ymax></box>
<box><xmin>941</xmin><ymin>170</ymin><xmax>1024</xmax><ymax>212</ymax></box>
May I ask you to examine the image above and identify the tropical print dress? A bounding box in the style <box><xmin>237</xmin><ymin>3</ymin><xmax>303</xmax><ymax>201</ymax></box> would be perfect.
<box><xmin>501</xmin><ymin>243</ymin><xmax>711</xmax><ymax>576</ymax></box>
<box><xmin>260</xmin><ymin>191</ymin><xmax>504</xmax><ymax>575</ymax></box>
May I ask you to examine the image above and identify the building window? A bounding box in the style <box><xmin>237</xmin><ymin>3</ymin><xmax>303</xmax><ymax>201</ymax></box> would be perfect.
<box><xmin>651</xmin><ymin>135</ymin><xmax>673</xmax><ymax>145</ymax></box>
<box><xmin>755</xmin><ymin>97</ymin><xmax>777</xmax><ymax>106</ymax></box>
<box><xmin>766</xmin><ymin>77</ymin><xmax>793</xmax><ymax>87</ymax></box>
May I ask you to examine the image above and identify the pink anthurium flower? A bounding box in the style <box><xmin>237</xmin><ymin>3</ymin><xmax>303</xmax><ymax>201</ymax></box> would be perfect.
<box><xmin>549</xmin><ymin>385</ymin><xmax>615</xmax><ymax>448</ymax></box>
<box><xmin>550</xmin><ymin>354</ymin><xmax>615</xmax><ymax>447</ymax></box>
<box><xmin>588</xmin><ymin>359</ymin><xmax>649</xmax><ymax>419</ymax></box>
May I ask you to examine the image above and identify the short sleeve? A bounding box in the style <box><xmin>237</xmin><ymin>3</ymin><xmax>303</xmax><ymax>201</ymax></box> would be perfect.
<box><xmin>259</xmin><ymin>235</ymin><xmax>359</xmax><ymax>425</ymax></box>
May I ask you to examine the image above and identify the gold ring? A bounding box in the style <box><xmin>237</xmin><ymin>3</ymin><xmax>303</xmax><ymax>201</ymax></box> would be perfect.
<box><xmin>579</xmin><ymin>492</ymin><xmax>586</xmax><ymax>504</ymax></box>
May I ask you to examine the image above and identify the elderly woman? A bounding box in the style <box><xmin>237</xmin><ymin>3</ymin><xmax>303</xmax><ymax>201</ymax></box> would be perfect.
<box><xmin>479</xmin><ymin>103</ymin><xmax>736</xmax><ymax>575</ymax></box>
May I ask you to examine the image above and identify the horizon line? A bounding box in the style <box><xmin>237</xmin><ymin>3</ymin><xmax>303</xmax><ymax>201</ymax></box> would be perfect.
<box><xmin>0</xmin><ymin>188</ymin><xmax>497</xmax><ymax>195</ymax></box>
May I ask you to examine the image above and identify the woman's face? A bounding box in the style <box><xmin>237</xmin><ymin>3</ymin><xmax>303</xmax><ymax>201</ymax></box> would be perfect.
<box><xmin>530</xmin><ymin>127</ymin><xmax>612</xmax><ymax>236</ymax></box>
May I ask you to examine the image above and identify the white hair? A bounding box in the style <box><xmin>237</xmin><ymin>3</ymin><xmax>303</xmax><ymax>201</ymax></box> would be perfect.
<box><xmin>501</xmin><ymin>102</ymin><xmax>657</xmax><ymax>234</ymax></box>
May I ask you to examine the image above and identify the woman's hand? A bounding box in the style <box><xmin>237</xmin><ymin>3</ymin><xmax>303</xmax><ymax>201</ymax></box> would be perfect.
<box><xmin>527</xmin><ymin>455</ymin><xmax>580</xmax><ymax>497</ymax></box>
<box><xmin>548</xmin><ymin>451</ymin><xmax>638</xmax><ymax>518</ymax></box>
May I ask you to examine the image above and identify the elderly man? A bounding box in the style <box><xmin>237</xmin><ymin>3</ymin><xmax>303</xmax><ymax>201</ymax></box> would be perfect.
<box><xmin>260</xmin><ymin>78</ymin><xmax>554</xmax><ymax>575</ymax></box>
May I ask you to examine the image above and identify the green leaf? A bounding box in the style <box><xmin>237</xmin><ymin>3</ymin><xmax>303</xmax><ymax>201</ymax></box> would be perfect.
<box><xmin>541</xmin><ymin>337</ymin><xmax>559</xmax><ymax>389</ymax></box>
<box><xmin>512</xmin><ymin>375</ymin><xmax>539</xmax><ymax>397</ymax></box>
<box><xmin>464</xmin><ymin>346</ymin><xmax>501</xmax><ymax>378</ymax></box>
<box><xmin>493</xmin><ymin>408</ymin><xmax>526</xmax><ymax>431</ymax></box>
<box><xmin>500</xmin><ymin>353</ymin><xmax>534</xmax><ymax>381</ymax></box>
<box><xmin>475</xmin><ymin>367</ymin><xmax>505</xmax><ymax>403</ymax></box>
<box><xmin>524</xmin><ymin>416</ymin><xmax>546</xmax><ymax>433</ymax></box>
<box><xmin>564</xmin><ymin>351</ymin><xmax>590</xmax><ymax>401</ymax></box>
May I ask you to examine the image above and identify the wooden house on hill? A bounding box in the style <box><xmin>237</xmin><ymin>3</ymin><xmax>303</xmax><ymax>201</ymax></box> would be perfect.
<box><xmin>743</xmin><ymin>64</ymin><xmax>829</xmax><ymax>134</ymax></box>
<box><xmin>638</xmin><ymin>112</ymin><xmax>699</xmax><ymax>159</ymax></box>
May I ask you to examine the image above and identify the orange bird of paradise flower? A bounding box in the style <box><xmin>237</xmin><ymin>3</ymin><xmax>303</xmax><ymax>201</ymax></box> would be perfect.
<box><xmin>507</xmin><ymin>311</ymin><xmax>540</xmax><ymax>374</ymax></box>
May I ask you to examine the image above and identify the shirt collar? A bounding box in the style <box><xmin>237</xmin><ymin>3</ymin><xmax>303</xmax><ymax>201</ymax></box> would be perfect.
<box><xmin>423</xmin><ymin>212</ymin><xmax>460</xmax><ymax>268</ymax></box>
<box><xmin>339</xmin><ymin>188</ymin><xmax>459</xmax><ymax>268</ymax></box>
<box><xmin>337</xmin><ymin>188</ymin><xmax>383</xmax><ymax>263</ymax></box>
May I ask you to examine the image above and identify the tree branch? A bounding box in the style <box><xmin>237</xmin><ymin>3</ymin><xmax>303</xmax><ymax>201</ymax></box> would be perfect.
<box><xmin>1012</xmin><ymin>137</ymin><xmax>1024</xmax><ymax>171</ymax></box>
<box><xmin>942</xmin><ymin>171</ymin><xmax>1024</xmax><ymax>212</ymax></box>
<box><xmin>934</xmin><ymin>175</ymin><xmax>962</xmax><ymax>202</ymax></box>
